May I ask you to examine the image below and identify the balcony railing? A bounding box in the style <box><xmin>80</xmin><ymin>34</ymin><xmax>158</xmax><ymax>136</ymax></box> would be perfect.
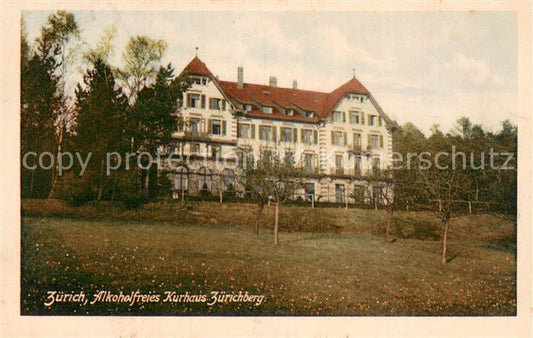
<box><xmin>183</xmin><ymin>130</ymin><xmax>210</xmax><ymax>140</ymax></box>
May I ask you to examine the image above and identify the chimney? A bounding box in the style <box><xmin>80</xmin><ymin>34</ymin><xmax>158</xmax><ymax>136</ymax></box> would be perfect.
<box><xmin>237</xmin><ymin>66</ymin><xmax>243</xmax><ymax>89</ymax></box>
<box><xmin>292</xmin><ymin>80</ymin><xmax>298</xmax><ymax>89</ymax></box>
<box><xmin>269</xmin><ymin>76</ymin><xmax>277</xmax><ymax>87</ymax></box>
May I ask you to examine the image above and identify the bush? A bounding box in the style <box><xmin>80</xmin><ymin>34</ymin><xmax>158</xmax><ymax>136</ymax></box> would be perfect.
<box><xmin>121</xmin><ymin>189</ymin><xmax>148</xmax><ymax>209</ymax></box>
<box><xmin>54</xmin><ymin>173</ymin><xmax>96</xmax><ymax>207</ymax></box>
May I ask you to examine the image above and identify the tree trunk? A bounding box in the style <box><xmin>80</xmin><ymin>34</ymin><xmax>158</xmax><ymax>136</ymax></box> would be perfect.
<box><xmin>97</xmin><ymin>159</ymin><xmax>105</xmax><ymax>201</ymax></box>
<box><xmin>144</xmin><ymin>168</ymin><xmax>150</xmax><ymax>197</ymax></box>
<box><xmin>274</xmin><ymin>201</ymin><xmax>280</xmax><ymax>245</ymax></box>
<box><xmin>48</xmin><ymin>122</ymin><xmax>64</xmax><ymax>199</ymax></box>
<box><xmin>441</xmin><ymin>218</ymin><xmax>449</xmax><ymax>264</ymax></box>
<box><xmin>255</xmin><ymin>203</ymin><xmax>264</xmax><ymax>234</ymax></box>
<box><xmin>29</xmin><ymin>168</ymin><xmax>35</xmax><ymax>197</ymax></box>
<box><xmin>385</xmin><ymin>205</ymin><xmax>393</xmax><ymax>244</ymax></box>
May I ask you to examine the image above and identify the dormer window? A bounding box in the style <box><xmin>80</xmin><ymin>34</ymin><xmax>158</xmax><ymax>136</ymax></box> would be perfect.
<box><xmin>283</xmin><ymin>109</ymin><xmax>294</xmax><ymax>116</ymax></box>
<box><xmin>305</xmin><ymin>111</ymin><xmax>316</xmax><ymax>118</ymax></box>
<box><xmin>191</xmin><ymin>77</ymin><xmax>208</xmax><ymax>86</ymax></box>
<box><xmin>261</xmin><ymin>106</ymin><xmax>273</xmax><ymax>114</ymax></box>
<box><xmin>242</xmin><ymin>104</ymin><xmax>252</xmax><ymax>112</ymax></box>
<box><xmin>346</xmin><ymin>93</ymin><xmax>364</xmax><ymax>103</ymax></box>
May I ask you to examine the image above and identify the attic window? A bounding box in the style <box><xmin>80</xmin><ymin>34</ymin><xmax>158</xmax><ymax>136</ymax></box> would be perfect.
<box><xmin>346</xmin><ymin>93</ymin><xmax>364</xmax><ymax>103</ymax></box>
<box><xmin>304</xmin><ymin>111</ymin><xmax>316</xmax><ymax>118</ymax></box>
<box><xmin>261</xmin><ymin>106</ymin><xmax>273</xmax><ymax>114</ymax></box>
<box><xmin>191</xmin><ymin>77</ymin><xmax>208</xmax><ymax>86</ymax></box>
<box><xmin>283</xmin><ymin>109</ymin><xmax>294</xmax><ymax>116</ymax></box>
<box><xmin>242</xmin><ymin>104</ymin><xmax>252</xmax><ymax>112</ymax></box>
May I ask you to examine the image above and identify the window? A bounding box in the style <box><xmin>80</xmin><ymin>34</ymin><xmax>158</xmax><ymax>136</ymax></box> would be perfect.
<box><xmin>369</xmin><ymin>134</ymin><xmax>379</xmax><ymax>149</ymax></box>
<box><xmin>283</xmin><ymin>109</ymin><xmax>294</xmax><ymax>116</ymax></box>
<box><xmin>190</xmin><ymin>143</ymin><xmax>200</xmax><ymax>154</ymax></box>
<box><xmin>211</xmin><ymin>120</ymin><xmax>222</xmax><ymax>135</ymax></box>
<box><xmin>284</xmin><ymin>151</ymin><xmax>294</xmax><ymax>166</ymax></box>
<box><xmin>369</xmin><ymin>115</ymin><xmax>378</xmax><ymax>126</ymax></box>
<box><xmin>353</xmin><ymin>133</ymin><xmax>361</xmax><ymax>149</ymax></box>
<box><xmin>198</xmin><ymin>167</ymin><xmax>212</xmax><ymax>191</ymax></box>
<box><xmin>211</xmin><ymin>145</ymin><xmax>221</xmax><ymax>158</ymax></box>
<box><xmin>335</xmin><ymin>184</ymin><xmax>345</xmax><ymax>203</ymax></box>
<box><xmin>346</xmin><ymin>93</ymin><xmax>364</xmax><ymax>103</ymax></box>
<box><xmin>189</xmin><ymin>118</ymin><xmax>200</xmax><ymax>133</ymax></box>
<box><xmin>238</xmin><ymin>123</ymin><xmax>250</xmax><ymax>139</ymax></box>
<box><xmin>350</xmin><ymin>111</ymin><xmax>360</xmax><ymax>124</ymax></box>
<box><xmin>354</xmin><ymin>156</ymin><xmax>362</xmax><ymax>175</ymax></box>
<box><xmin>332</xmin><ymin>111</ymin><xmax>343</xmax><ymax>123</ymax></box>
<box><xmin>237</xmin><ymin>151</ymin><xmax>253</xmax><ymax>169</ymax></box>
<box><xmin>189</xmin><ymin>94</ymin><xmax>200</xmax><ymax>108</ymax></box>
<box><xmin>332</xmin><ymin>131</ymin><xmax>343</xmax><ymax>146</ymax></box>
<box><xmin>261</xmin><ymin>106</ymin><xmax>273</xmax><ymax>114</ymax></box>
<box><xmin>305</xmin><ymin>111</ymin><xmax>316</xmax><ymax>118</ymax></box>
<box><xmin>304</xmin><ymin>183</ymin><xmax>315</xmax><ymax>200</ymax></box>
<box><xmin>260</xmin><ymin>126</ymin><xmax>272</xmax><ymax>141</ymax></box>
<box><xmin>304</xmin><ymin>154</ymin><xmax>314</xmax><ymax>171</ymax></box>
<box><xmin>335</xmin><ymin>155</ymin><xmax>344</xmax><ymax>174</ymax></box>
<box><xmin>175</xmin><ymin>166</ymin><xmax>189</xmax><ymax>191</ymax></box>
<box><xmin>302</xmin><ymin>129</ymin><xmax>313</xmax><ymax>144</ymax></box>
<box><xmin>372</xmin><ymin>157</ymin><xmax>380</xmax><ymax>173</ymax></box>
<box><xmin>221</xmin><ymin>168</ymin><xmax>235</xmax><ymax>188</ymax></box>
<box><xmin>243</xmin><ymin>104</ymin><xmax>252</xmax><ymax>111</ymax></box>
<box><xmin>209</xmin><ymin>98</ymin><xmax>221</xmax><ymax>110</ymax></box>
<box><xmin>280</xmin><ymin>127</ymin><xmax>294</xmax><ymax>142</ymax></box>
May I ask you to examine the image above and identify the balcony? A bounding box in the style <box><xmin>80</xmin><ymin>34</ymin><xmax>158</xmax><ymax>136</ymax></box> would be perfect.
<box><xmin>182</xmin><ymin>130</ymin><xmax>210</xmax><ymax>141</ymax></box>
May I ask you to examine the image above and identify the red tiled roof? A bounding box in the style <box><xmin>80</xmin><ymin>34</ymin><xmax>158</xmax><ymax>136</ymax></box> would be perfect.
<box><xmin>180</xmin><ymin>57</ymin><xmax>375</xmax><ymax>122</ymax></box>
<box><xmin>320</xmin><ymin>77</ymin><xmax>369</xmax><ymax>118</ymax></box>
<box><xmin>182</xmin><ymin>56</ymin><xmax>214</xmax><ymax>77</ymax></box>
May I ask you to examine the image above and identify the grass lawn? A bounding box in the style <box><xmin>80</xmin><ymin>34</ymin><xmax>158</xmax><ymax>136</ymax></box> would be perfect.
<box><xmin>21</xmin><ymin>200</ymin><xmax>516</xmax><ymax>315</ymax></box>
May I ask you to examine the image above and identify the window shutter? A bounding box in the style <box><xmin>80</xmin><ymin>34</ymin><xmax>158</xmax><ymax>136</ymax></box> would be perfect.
<box><xmin>314</xmin><ymin>154</ymin><xmax>318</xmax><ymax>169</ymax></box>
<box><xmin>207</xmin><ymin>119</ymin><xmax>212</xmax><ymax>134</ymax></box>
<box><xmin>343</xmin><ymin>132</ymin><xmax>347</xmax><ymax>145</ymax></box>
<box><xmin>314</xmin><ymin>130</ymin><xmax>318</xmax><ymax>144</ymax></box>
<box><xmin>361</xmin><ymin>113</ymin><xmax>365</xmax><ymax>125</ymax></box>
<box><xmin>237</xmin><ymin>124</ymin><xmax>240</xmax><ymax>138</ymax></box>
<box><xmin>367</xmin><ymin>134</ymin><xmax>371</xmax><ymax>148</ymax></box>
<box><xmin>349</xmin><ymin>112</ymin><xmax>353</xmax><ymax>124</ymax></box>
<box><xmin>185</xmin><ymin>94</ymin><xmax>190</xmax><ymax>108</ymax></box>
<box><xmin>201</xmin><ymin>95</ymin><xmax>206</xmax><ymax>109</ymax></box>
<box><xmin>222</xmin><ymin>100</ymin><xmax>226</xmax><ymax>110</ymax></box>
<box><xmin>342</xmin><ymin>111</ymin><xmax>346</xmax><ymax>123</ymax></box>
<box><xmin>251</xmin><ymin>125</ymin><xmax>256</xmax><ymax>139</ymax></box>
<box><xmin>378</xmin><ymin>116</ymin><xmax>382</xmax><ymax>127</ymax></box>
<box><xmin>293</xmin><ymin>128</ymin><xmax>297</xmax><ymax>143</ymax></box>
<box><xmin>258</xmin><ymin>126</ymin><xmax>263</xmax><ymax>140</ymax></box>
<box><xmin>222</xmin><ymin>121</ymin><xmax>227</xmax><ymax>135</ymax></box>
<box><xmin>379</xmin><ymin>135</ymin><xmax>383</xmax><ymax>147</ymax></box>
<box><xmin>301</xmin><ymin>130</ymin><xmax>305</xmax><ymax>143</ymax></box>
<box><xmin>273</xmin><ymin>127</ymin><xmax>277</xmax><ymax>142</ymax></box>
<box><xmin>331</xmin><ymin>131</ymin><xmax>334</xmax><ymax>145</ymax></box>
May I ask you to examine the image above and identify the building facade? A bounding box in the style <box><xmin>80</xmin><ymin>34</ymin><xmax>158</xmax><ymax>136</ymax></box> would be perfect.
<box><xmin>160</xmin><ymin>56</ymin><xmax>395</xmax><ymax>204</ymax></box>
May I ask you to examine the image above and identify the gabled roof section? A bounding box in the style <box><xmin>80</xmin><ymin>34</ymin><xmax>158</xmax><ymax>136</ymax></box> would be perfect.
<box><xmin>182</xmin><ymin>56</ymin><xmax>214</xmax><ymax>77</ymax></box>
<box><xmin>218</xmin><ymin>80</ymin><xmax>329</xmax><ymax>114</ymax></box>
<box><xmin>319</xmin><ymin>76</ymin><xmax>370</xmax><ymax>119</ymax></box>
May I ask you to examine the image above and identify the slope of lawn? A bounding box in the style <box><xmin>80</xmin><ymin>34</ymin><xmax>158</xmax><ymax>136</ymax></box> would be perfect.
<box><xmin>21</xmin><ymin>200</ymin><xmax>516</xmax><ymax>315</ymax></box>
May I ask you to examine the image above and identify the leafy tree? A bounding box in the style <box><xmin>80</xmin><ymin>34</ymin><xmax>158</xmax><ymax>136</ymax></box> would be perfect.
<box><xmin>37</xmin><ymin>10</ymin><xmax>80</xmax><ymax>197</ymax></box>
<box><xmin>131</xmin><ymin>63</ymin><xmax>186</xmax><ymax>196</ymax></box>
<box><xmin>21</xmin><ymin>20</ymin><xmax>57</xmax><ymax>197</ymax></box>
<box><xmin>117</xmin><ymin>36</ymin><xmax>168</xmax><ymax>103</ymax></box>
<box><xmin>73</xmin><ymin>57</ymin><xmax>128</xmax><ymax>201</ymax></box>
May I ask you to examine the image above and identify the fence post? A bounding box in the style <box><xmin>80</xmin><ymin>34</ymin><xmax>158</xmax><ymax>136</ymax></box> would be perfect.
<box><xmin>468</xmin><ymin>201</ymin><xmax>472</xmax><ymax>214</ymax></box>
<box><xmin>438</xmin><ymin>200</ymin><xmax>442</xmax><ymax>212</ymax></box>
<box><xmin>311</xmin><ymin>194</ymin><xmax>315</xmax><ymax>208</ymax></box>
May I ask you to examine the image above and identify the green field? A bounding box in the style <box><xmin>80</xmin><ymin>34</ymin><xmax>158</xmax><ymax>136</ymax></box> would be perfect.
<box><xmin>21</xmin><ymin>199</ymin><xmax>516</xmax><ymax>315</ymax></box>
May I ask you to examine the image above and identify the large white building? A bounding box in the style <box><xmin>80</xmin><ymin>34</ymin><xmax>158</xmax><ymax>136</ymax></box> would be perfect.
<box><xmin>160</xmin><ymin>56</ymin><xmax>395</xmax><ymax>204</ymax></box>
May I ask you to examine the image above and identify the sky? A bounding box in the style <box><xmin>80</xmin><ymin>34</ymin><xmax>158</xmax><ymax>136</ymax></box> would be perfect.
<box><xmin>22</xmin><ymin>10</ymin><xmax>517</xmax><ymax>134</ymax></box>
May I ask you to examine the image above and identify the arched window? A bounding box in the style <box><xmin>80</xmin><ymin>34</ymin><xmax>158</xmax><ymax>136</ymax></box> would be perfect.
<box><xmin>175</xmin><ymin>166</ymin><xmax>189</xmax><ymax>191</ymax></box>
<box><xmin>198</xmin><ymin>167</ymin><xmax>212</xmax><ymax>191</ymax></box>
<box><xmin>221</xmin><ymin>168</ymin><xmax>235</xmax><ymax>188</ymax></box>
